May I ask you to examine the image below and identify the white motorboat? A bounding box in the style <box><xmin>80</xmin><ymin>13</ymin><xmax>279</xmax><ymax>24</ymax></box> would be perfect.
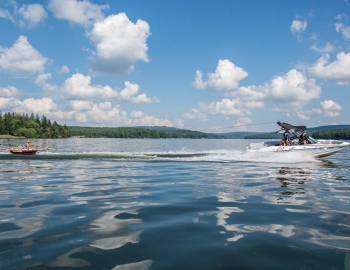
<box><xmin>248</xmin><ymin>122</ymin><xmax>350</xmax><ymax>158</ymax></box>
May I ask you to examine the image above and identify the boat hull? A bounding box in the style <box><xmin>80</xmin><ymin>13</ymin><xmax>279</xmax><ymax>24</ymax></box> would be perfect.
<box><xmin>10</xmin><ymin>149</ymin><xmax>37</xmax><ymax>155</ymax></box>
<box><xmin>248</xmin><ymin>140</ymin><xmax>350</xmax><ymax>158</ymax></box>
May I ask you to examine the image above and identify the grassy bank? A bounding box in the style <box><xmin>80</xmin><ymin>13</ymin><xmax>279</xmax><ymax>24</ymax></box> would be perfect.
<box><xmin>0</xmin><ymin>134</ymin><xmax>25</xmax><ymax>139</ymax></box>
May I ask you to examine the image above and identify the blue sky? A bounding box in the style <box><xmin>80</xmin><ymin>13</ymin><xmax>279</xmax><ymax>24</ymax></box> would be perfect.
<box><xmin>0</xmin><ymin>0</ymin><xmax>349</xmax><ymax>131</ymax></box>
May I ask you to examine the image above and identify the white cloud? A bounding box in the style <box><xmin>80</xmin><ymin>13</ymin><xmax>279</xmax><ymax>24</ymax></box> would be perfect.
<box><xmin>129</xmin><ymin>110</ymin><xmax>173</xmax><ymax>126</ymax></box>
<box><xmin>0</xmin><ymin>97</ymin><xmax>17</xmax><ymax>110</ymax></box>
<box><xmin>320</xmin><ymin>99</ymin><xmax>342</xmax><ymax>117</ymax></box>
<box><xmin>310</xmin><ymin>42</ymin><xmax>334</xmax><ymax>53</ymax></box>
<box><xmin>194</xmin><ymin>59</ymin><xmax>248</xmax><ymax>91</ymax></box>
<box><xmin>83</xmin><ymin>102</ymin><xmax>126</xmax><ymax>124</ymax></box>
<box><xmin>290</xmin><ymin>19</ymin><xmax>307</xmax><ymax>36</ymax></box>
<box><xmin>335</xmin><ymin>22</ymin><xmax>350</xmax><ymax>39</ymax></box>
<box><xmin>0</xmin><ymin>36</ymin><xmax>47</xmax><ymax>74</ymax></box>
<box><xmin>206</xmin><ymin>98</ymin><xmax>243</xmax><ymax>116</ymax></box>
<box><xmin>119</xmin><ymin>81</ymin><xmax>139</xmax><ymax>100</ymax></box>
<box><xmin>0</xmin><ymin>95</ymin><xmax>73</xmax><ymax>121</ymax></box>
<box><xmin>264</xmin><ymin>69</ymin><xmax>320</xmax><ymax>103</ymax></box>
<box><xmin>70</xmin><ymin>102</ymin><xmax>172</xmax><ymax>126</ymax></box>
<box><xmin>18</xmin><ymin>4</ymin><xmax>47</xmax><ymax>27</ymax></box>
<box><xmin>63</xmin><ymin>73</ymin><xmax>118</xmax><ymax>99</ymax></box>
<box><xmin>0</xmin><ymin>95</ymin><xmax>172</xmax><ymax>126</ymax></box>
<box><xmin>233</xmin><ymin>117</ymin><xmax>252</xmax><ymax>131</ymax></box>
<box><xmin>63</xmin><ymin>73</ymin><xmax>158</xmax><ymax>103</ymax></box>
<box><xmin>0</xmin><ymin>8</ymin><xmax>14</xmax><ymax>22</ymax></box>
<box><xmin>243</xmin><ymin>100</ymin><xmax>264</xmax><ymax>109</ymax></box>
<box><xmin>189</xmin><ymin>66</ymin><xmax>320</xmax><ymax>126</ymax></box>
<box><xmin>48</xmin><ymin>0</ymin><xmax>107</xmax><ymax>27</ymax></box>
<box><xmin>185</xmin><ymin>96</ymin><xmax>253</xmax><ymax>123</ymax></box>
<box><xmin>295</xmin><ymin>100</ymin><xmax>342</xmax><ymax>120</ymax></box>
<box><xmin>35</xmin><ymin>73</ymin><xmax>57</xmax><ymax>92</ymax></box>
<box><xmin>14</xmin><ymin>97</ymin><xmax>58</xmax><ymax>114</ymax></box>
<box><xmin>119</xmin><ymin>81</ymin><xmax>158</xmax><ymax>104</ymax></box>
<box><xmin>239</xmin><ymin>69</ymin><xmax>320</xmax><ymax>105</ymax></box>
<box><xmin>0</xmin><ymin>86</ymin><xmax>18</xmax><ymax>97</ymax></box>
<box><xmin>35</xmin><ymin>73</ymin><xmax>51</xmax><ymax>85</ymax></box>
<box><xmin>309</xmin><ymin>52</ymin><xmax>350</xmax><ymax>81</ymax></box>
<box><xmin>183</xmin><ymin>108</ymin><xmax>208</xmax><ymax>121</ymax></box>
<box><xmin>89</xmin><ymin>13</ymin><xmax>150</xmax><ymax>73</ymax></box>
<box><xmin>131</xmin><ymin>93</ymin><xmax>156</xmax><ymax>104</ymax></box>
<box><xmin>69</xmin><ymin>100</ymin><xmax>92</xmax><ymax>111</ymax></box>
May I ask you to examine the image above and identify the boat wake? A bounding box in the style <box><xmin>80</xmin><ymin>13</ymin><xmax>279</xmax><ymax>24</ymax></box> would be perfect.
<box><xmin>0</xmin><ymin>149</ymin><xmax>319</xmax><ymax>163</ymax></box>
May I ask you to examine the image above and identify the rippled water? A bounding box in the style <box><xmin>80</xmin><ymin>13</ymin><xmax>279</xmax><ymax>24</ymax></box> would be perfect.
<box><xmin>0</xmin><ymin>138</ymin><xmax>350</xmax><ymax>270</ymax></box>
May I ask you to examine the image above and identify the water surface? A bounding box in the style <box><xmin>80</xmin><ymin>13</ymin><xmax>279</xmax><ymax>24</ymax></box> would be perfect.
<box><xmin>0</xmin><ymin>138</ymin><xmax>349</xmax><ymax>270</ymax></box>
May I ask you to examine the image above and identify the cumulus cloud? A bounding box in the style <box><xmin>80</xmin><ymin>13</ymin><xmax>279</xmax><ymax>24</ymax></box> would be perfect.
<box><xmin>335</xmin><ymin>22</ymin><xmax>350</xmax><ymax>39</ymax></box>
<box><xmin>18</xmin><ymin>4</ymin><xmax>47</xmax><ymax>27</ymax></box>
<box><xmin>0</xmin><ymin>95</ymin><xmax>172</xmax><ymax>126</ymax></box>
<box><xmin>183</xmin><ymin>108</ymin><xmax>208</xmax><ymax>121</ymax></box>
<box><xmin>206</xmin><ymin>98</ymin><xmax>243</xmax><ymax>116</ymax></box>
<box><xmin>69</xmin><ymin>100</ymin><xmax>92</xmax><ymax>111</ymax></box>
<box><xmin>48</xmin><ymin>0</ymin><xmax>107</xmax><ymax>27</ymax></box>
<box><xmin>0</xmin><ymin>86</ymin><xmax>18</xmax><ymax>97</ymax></box>
<box><xmin>182</xmin><ymin>98</ymin><xmax>253</xmax><ymax>132</ymax></box>
<box><xmin>290</xmin><ymin>19</ymin><xmax>307</xmax><ymax>37</ymax></box>
<box><xmin>0</xmin><ymin>2</ymin><xmax>46</xmax><ymax>27</ymax></box>
<box><xmin>194</xmin><ymin>59</ymin><xmax>248</xmax><ymax>91</ymax></box>
<box><xmin>184</xmin><ymin>96</ymin><xmax>255</xmax><ymax>124</ymax></box>
<box><xmin>188</xmin><ymin>65</ymin><xmax>320</xmax><ymax>126</ymax></box>
<box><xmin>129</xmin><ymin>110</ymin><xmax>173</xmax><ymax>126</ymax></box>
<box><xmin>240</xmin><ymin>69</ymin><xmax>320</xmax><ymax>105</ymax></box>
<box><xmin>308</xmin><ymin>52</ymin><xmax>350</xmax><ymax>81</ymax></box>
<box><xmin>0</xmin><ymin>97</ymin><xmax>17</xmax><ymax>110</ymax></box>
<box><xmin>119</xmin><ymin>81</ymin><xmax>158</xmax><ymax>104</ymax></box>
<box><xmin>49</xmin><ymin>3</ymin><xmax>150</xmax><ymax>73</ymax></box>
<box><xmin>35</xmin><ymin>73</ymin><xmax>57</xmax><ymax>92</ymax></box>
<box><xmin>63</xmin><ymin>73</ymin><xmax>118</xmax><ymax>99</ymax></box>
<box><xmin>70</xmin><ymin>102</ymin><xmax>172</xmax><ymax>126</ymax></box>
<box><xmin>295</xmin><ymin>100</ymin><xmax>342</xmax><ymax>120</ymax></box>
<box><xmin>264</xmin><ymin>69</ymin><xmax>320</xmax><ymax>103</ymax></box>
<box><xmin>14</xmin><ymin>97</ymin><xmax>58</xmax><ymax>114</ymax></box>
<box><xmin>320</xmin><ymin>99</ymin><xmax>342</xmax><ymax>117</ymax></box>
<box><xmin>89</xmin><ymin>13</ymin><xmax>150</xmax><ymax>73</ymax></box>
<box><xmin>63</xmin><ymin>73</ymin><xmax>158</xmax><ymax>103</ymax></box>
<box><xmin>0</xmin><ymin>36</ymin><xmax>47</xmax><ymax>74</ymax></box>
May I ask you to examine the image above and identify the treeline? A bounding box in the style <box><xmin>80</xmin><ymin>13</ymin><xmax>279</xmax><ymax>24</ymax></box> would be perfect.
<box><xmin>310</xmin><ymin>129</ymin><xmax>350</xmax><ymax>140</ymax></box>
<box><xmin>0</xmin><ymin>112</ymin><xmax>70</xmax><ymax>138</ymax></box>
<box><xmin>69</xmin><ymin>126</ymin><xmax>222</xmax><ymax>139</ymax></box>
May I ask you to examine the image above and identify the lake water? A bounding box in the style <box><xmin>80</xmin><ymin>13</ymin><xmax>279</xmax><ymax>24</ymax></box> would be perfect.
<box><xmin>0</xmin><ymin>138</ymin><xmax>350</xmax><ymax>270</ymax></box>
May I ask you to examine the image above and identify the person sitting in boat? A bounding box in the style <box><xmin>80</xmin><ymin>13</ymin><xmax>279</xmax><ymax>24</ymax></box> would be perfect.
<box><xmin>298</xmin><ymin>131</ymin><xmax>310</xmax><ymax>145</ymax></box>
<box><xmin>23</xmin><ymin>141</ymin><xmax>32</xmax><ymax>150</ymax></box>
<box><xmin>303</xmin><ymin>131</ymin><xmax>310</xmax><ymax>144</ymax></box>
<box><xmin>280</xmin><ymin>133</ymin><xmax>291</xmax><ymax>146</ymax></box>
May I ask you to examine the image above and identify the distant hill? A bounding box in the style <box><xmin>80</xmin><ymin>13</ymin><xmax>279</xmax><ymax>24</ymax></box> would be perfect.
<box><xmin>245</xmin><ymin>125</ymin><xmax>350</xmax><ymax>139</ymax></box>
<box><xmin>68</xmin><ymin>124</ymin><xmax>350</xmax><ymax>139</ymax></box>
<box><xmin>217</xmin><ymin>131</ymin><xmax>263</xmax><ymax>139</ymax></box>
<box><xmin>69</xmin><ymin>126</ymin><xmax>223</xmax><ymax>139</ymax></box>
<box><xmin>308</xmin><ymin>125</ymin><xmax>350</xmax><ymax>132</ymax></box>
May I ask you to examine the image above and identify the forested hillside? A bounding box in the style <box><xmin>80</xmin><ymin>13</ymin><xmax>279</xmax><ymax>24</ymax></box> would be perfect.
<box><xmin>69</xmin><ymin>126</ymin><xmax>222</xmax><ymax>139</ymax></box>
<box><xmin>1</xmin><ymin>112</ymin><xmax>349</xmax><ymax>140</ymax></box>
<box><xmin>0</xmin><ymin>112</ymin><xmax>70</xmax><ymax>138</ymax></box>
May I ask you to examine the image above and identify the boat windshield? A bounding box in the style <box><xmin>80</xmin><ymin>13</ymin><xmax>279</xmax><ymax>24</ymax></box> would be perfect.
<box><xmin>308</xmin><ymin>136</ymin><xmax>317</xmax><ymax>144</ymax></box>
